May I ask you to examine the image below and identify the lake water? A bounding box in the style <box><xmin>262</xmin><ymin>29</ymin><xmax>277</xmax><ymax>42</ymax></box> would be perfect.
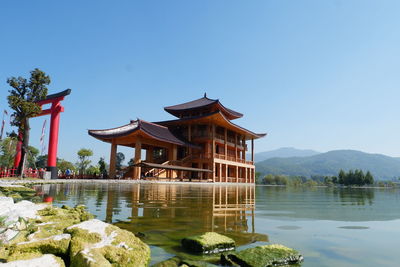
<box><xmin>35</xmin><ymin>183</ymin><xmax>400</xmax><ymax>266</ymax></box>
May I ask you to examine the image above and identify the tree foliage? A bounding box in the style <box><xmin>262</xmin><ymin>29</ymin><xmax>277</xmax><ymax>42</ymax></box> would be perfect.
<box><xmin>98</xmin><ymin>157</ymin><xmax>108</xmax><ymax>177</ymax></box>
<box><xmin>116</xmin><ymin>152</ymin><xmax>125</xmax><ymax>170</ymax></box>
<box><xmin>57</xmin><ymin>159</ymin><xmax>75</xmax><ymax>173</ymax></box>
<box><xmin>77</xmin><ymin>148</ymin><xmax>93</xmax><ymax>174</ymax></box>
<box><xmin>0</xmin><ymin>136</ymin><xmax>17</xmax><ymax>167</ymax></box>
<box><xmin>86</xmin><ymin>165</ymin><xmax>100</xmax><ymax>176</ymax></box>
<box><xmin>26</xmin><ymin>146</ymin><xmax>39</xmax><ymax>168</ymax></box>
<box><xmin>6</xmin><ymin>68</ymin><xmax>50</xmax><ymax>174</ymax></box>
<box><xmin>337</xmin><ymin>169</ymin><xmax>374</xmax><ymax>186</ymax></box>
<box><xmin>0</xmin><ymin>136</ymin><xmax>38</xmax><ymax>169</ymax></box>
<box><xmin>35</xmin><ymin>155</ymin><xmax>48</xmax><ymax>169</ymax></box>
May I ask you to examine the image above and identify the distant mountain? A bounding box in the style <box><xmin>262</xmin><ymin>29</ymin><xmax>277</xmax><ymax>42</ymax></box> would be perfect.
<box><xmin>251</xmin><ymin>147</ymin><xmax>320</xmax><ymax>162</ymax></box>
<box><xmin>255</xmin><ymin>150</ymin><xmax>400</xmax><ymax>180</ymax></box>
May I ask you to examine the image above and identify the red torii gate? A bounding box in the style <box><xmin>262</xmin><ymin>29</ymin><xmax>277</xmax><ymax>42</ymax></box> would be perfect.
<box><xmin>14</xmin><ymin>89</ymin><xmax>71</xmax><ymax>179</ymax></box>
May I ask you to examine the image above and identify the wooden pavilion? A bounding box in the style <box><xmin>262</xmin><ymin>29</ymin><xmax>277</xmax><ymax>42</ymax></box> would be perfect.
<box><xmin>88</xmin><ymin>94</ymin><xmax>266</xmax><ymax>183</ymax></box>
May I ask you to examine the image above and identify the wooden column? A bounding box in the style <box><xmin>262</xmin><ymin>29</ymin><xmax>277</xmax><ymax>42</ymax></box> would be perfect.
<box><xmin>251</xmin><ymin>138</ymin><xmax>254</xmax><ymax>162</ymax></box>
<box><xmin>224</xmin><ymin>128</ymin><xmax>227</xmax><ymax>158</ymax></box>
<box><xmin>234</xmin><ymin>133</ymin><xmax>238</xmax><ymax>161</ymax></box>
<box><xmin>188</xmin><ymin>125</ymin><xmax>192</xmax><ymax>155</ymax></box>
<box><xmin>146</xmin><ymin>147</ymin><xmax>153</xmax><ymax>162</ymax></box>
<box><xmin>168</xmin><ymin>144</ymin><xmax>177</xmax><ymax>161</ymax></box>
<box><xmin>243</xmin><ymin>137</ymin><xmax>246</xmax><ymax>160</ymax></box>
<box><xmin>219</xmin><ymin>163</ymin><xmax>222</xmax><ymax>182</ymax></box>
<box><xmin>133</xmin><ymin>137</ymin><xmax>142</xmax><ymax>179</ymax></box>
<box><xmin>212</xmin><ymin>124</ymin><xmax>215</xmax><ymax>182</ymax></box>
<box><xmin>225</xmin><ymin>164</ymin><xmax>228</xmax><ymax>183</ymax></box>
<box><xmin>245</xmin><ymin>167</ymin><xmax>248</xmax><ymax>183</ymax></box>
<box><xmin>109</xmin><ymin>142</ymin><xmax>117</xmax><ymax>179</ymax></box>
<box><xmin>235</xmin><ymin>165</ymin><xmax>238</xmax><ymax>183</ymax></box>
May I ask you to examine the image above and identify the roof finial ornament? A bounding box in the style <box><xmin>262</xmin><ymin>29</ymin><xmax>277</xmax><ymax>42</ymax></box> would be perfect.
<box><xmin>204</xmin><ymin>92</ymin><xmax>207</xmax><ymax>98</ymax></box>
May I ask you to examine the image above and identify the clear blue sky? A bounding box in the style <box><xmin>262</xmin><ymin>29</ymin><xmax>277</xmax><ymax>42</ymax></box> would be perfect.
<box><xmin>1</xmin><ymin>0</ymin><xmax>399</xmax><ymax>165</ymax></box>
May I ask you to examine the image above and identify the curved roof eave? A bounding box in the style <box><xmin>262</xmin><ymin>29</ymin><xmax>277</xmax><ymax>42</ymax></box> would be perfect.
<box><xmin>156</xmin><ymin>111</ymin><xmax>266</xmax><ymax>139</ymax></box>
<box><xmin>88</xmin><ymin>121</ymin><xmax>139</xmax><ymax>139</ymax></box>
<box><xmin>88</xmin><ymin>120</ymin><xmax>199</xmax><ymax>148</ymax></box>
<box><xmin>164</xmin><ymin>96</ymin><xmax>243</xmax><ymax>119</ymax></box>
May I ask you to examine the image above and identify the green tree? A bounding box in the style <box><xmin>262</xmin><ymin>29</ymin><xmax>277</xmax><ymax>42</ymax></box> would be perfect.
<box><xmin>98</xmin><ymin>157</ymin><xmax>108</xmax><ymax>177</ymax></box>
<box><xmin>35</xmin><ymin>155</ymin><xmax>48</xmax><ymax>169</ymax></box>
<box><xmin>26</xmin><ymin>146</ymin><xmax>39</xmax><ymax>168</ymax></box>
<box><xmin>6</xmin><ymin>69</ymin><xmax>50</xmax><ymax>175</ymax></box>
<box><xmin>365</xmin><ymin>171</ymin><xmax>374</xmax><ymax>185</ymax></box>
<box><xmin>263</xmin><ymin>174</ymin><xmax>275</xmax><ymax>185</ymax></box>
<box><xmin>274</xmin><ymin>175</ymin><xmax>288</xmax><ymax>185</ymax></box>
<box><xmin>0</xmin><ymin>136</ymin><xmax>17</xmax><ymax>167</ymax></box>
<box><xmin>116</xmin><ymin>152</ymin><xmax>125</xmax><ymax>170</ymax></box>
<box><xmin>87</xmin><ymin>165</ymin><xmax>100</xmax><ymax>176</ymax></box>
<box><xmin>57</xmin><ymin>159</ymin><xmax>75</xmax><ymax>173</ymax></box>
<box><xmin>77</xmin><ymin>148</ymin><xmax>93</xmax><ymax>174</ymax></box>
<box><xmin>338</xmin><ymin>169</ymin><xmax>345</xmax><ymax>184</ymax></box>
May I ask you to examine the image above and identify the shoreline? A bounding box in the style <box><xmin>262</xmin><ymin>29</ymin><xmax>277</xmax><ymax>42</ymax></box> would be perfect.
<box><xmin>0</xmin><ymin>179</ymin><xmax>396</xmax><ymax>189</ymax></box>
<box><xmin>0</xmin><ymin>178</ymin><xmax>256</xmax><ymax>186</ymax></box>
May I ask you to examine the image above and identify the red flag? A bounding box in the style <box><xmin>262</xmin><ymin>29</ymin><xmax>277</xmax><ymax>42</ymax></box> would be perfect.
<box><xmin>0</xmin><ymin>119</ymin><xmax>4</xmax><ymax>140</ymax></box>
<box><xmin>40</xmin><ymin>120</ymin><xmax>47</xmax><ymax>155</ymax></box>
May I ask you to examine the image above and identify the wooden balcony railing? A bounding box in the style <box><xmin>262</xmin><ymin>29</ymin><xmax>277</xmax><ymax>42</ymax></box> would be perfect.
<box><xmin>214</xmin><ymin>154</ymin><xmax>254</xmax><ymax>165</ymax></box>
<box><xmin>191</xmin><ymin>153</ymin><xmax>254</xmax><ymax>165</ymax></box>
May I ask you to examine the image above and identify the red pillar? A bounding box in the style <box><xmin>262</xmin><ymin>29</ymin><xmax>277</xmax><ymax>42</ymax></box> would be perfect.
<box><xmin>13</xmin><ymin>132</ymin><xmax>23</xmax><ymax>168</ymax></box>
<box><xmin>47</xmin><ymin>101</ymin><xmax>63</xmax><ymax>179</ymax></box>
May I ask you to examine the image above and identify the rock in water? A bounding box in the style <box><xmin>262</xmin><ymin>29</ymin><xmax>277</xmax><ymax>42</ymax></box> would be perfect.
<box><xmin>66</xmin><ymin>219</ymin><xmax>151</xmax><ymax>267</ymax></box>
<box><xmin>152</xmin><ymin>257</ymin><xmax>218</xmax><ymax>267</ymax></box>
<box><xmin>0</xmin><ymin>254</ymin><xmax>66</xmax><ymax>267</ymax></box>
<box><xmin>6</xmin><ymin>234</ymin><xmax>71</xmax><ymax>262</ymax></box>
<box><xmin>221</xmin><ymin>244</ymin><xmax>303</xmax><ymax>267</ymax></box>
<box><xmin>181</xmin><ymin>232</ymin><xmax>235</xmax><ymax>254</ymax></box>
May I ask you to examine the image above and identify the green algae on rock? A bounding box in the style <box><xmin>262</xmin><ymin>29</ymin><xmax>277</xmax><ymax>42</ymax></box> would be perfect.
<box><xmin>181</xmin><ymin>232</ymin><xmax>235</xmax><ymax>254</ymax></box>
<box><xmin>0</xmin><ymin>185</ymin><xmax>37</xmax><ymax>203</ymax></box>
<box><xmin>221</xmin><ymin>244</ymin><xmax>303</xmax><ymax>267</ymax></box>
<box><xmin>31</xmin><ymin>205</ymin><xmax>95</xmax><ymax>240</ymax></box>
<box><xmin>66</xmin><ymin>219</ymin><xmax>151</xmax><ymax>267</ymax></box>
<box><xmin>152</xmin><ymin>256</ymin><xmax>181</xmax><ymax>267</ymax></box>
<box><xmin>152</xmin><ymin>256</ymin><xmax>218</xmax><ymax>267</ymax></box>
<box><xmin>0</xmin><ymin>253</ymin><xmax>66</xmax><ymax>267</ymax></box>
<box><xmin>7</xmin><ymin>233</ymin><xmax>71</xmax><ymax>262</ymax></box>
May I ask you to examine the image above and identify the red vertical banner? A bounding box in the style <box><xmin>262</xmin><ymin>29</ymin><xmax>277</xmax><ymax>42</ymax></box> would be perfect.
<box><xmin>40</xmin><ymin>120</ymin><xmax>47</xmax><ymax>155</ymax></box>
<box><xmin>0</xmin><ymin>110</ymin><xmax>8</xmax><ymax>140</ymax></box>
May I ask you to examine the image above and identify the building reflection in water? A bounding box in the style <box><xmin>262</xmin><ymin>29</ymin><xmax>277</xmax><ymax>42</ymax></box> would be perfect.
<box><xmin>37</xmin><ymin>183</ymin><xmax>266</xmax><ymax>252</ymax></box>
<box><xmin>211</xmin><ymin>185</ymin><xmax>255</xmax><ymax>234</ymax></box>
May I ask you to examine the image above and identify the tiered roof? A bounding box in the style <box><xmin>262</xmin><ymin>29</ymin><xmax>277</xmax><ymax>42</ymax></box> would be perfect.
<box><xmin>164</xmin><ymin>94</ymin><xmax>243</xmax><ymax>120</ymax></box>
<box><xmin>88</xmin><ymin>94</ymin><xmax>266</xmax><ymax>146</ymax></box>
<box><xmin>157</xmin><ymin>111</ymin><xmax>266</xmax><ymax>140</ymax></box>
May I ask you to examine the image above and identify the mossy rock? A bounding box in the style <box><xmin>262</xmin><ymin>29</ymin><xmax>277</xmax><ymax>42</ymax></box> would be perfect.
<box><xmin>0</xmin><ymin>185</ymin><xmax>37</xmax><ymax>202</ymax></box>
<box><xmin>152</xmin><ymin>256</ymin><xmax>181</xmax><ymax>267</ymax></box>
<box><xmin>181</xmin><ymin>232</ymin><xmax>235</xmax><ymax>254</ymax></box>
<box><xmin>7</xmin><ymin>233</ymin><xmax>71</xmax><ymax>261</ymax></box>
<box><xmin>0</xmin><ymin>185</ymin><xmax>36</xmax><ymax>194</ymax></box>
<box><xmin>7</xmin><ymin>193</ymin><xmax>22</xmax><ymax>202</ymax></box>
<box><xmin>152</xmin><ymin>257</ymin><xmax>218</xmax><ymax>267</ymax></box>
<box><xmin>31</xmin><ymin>205</ymin><xmax>94</xmax><ymax>240</ymax></box>
<box><xmin>221</xmin><ymin>244</ymin><xmax>303</xmax><ymax>267</ymax></box>
<box><xmin>66</xmin><ymin>219</ymin><xmax>151</xmax><ymax>267</ymax></box>
<box><xmin>180</xmin><ymin>259</ymin><xmax>218</xmax><ymax>267</ymax></box>
<box><xmin>2</xmin><ymin>253</ymin><xmax>65</xmax><ymax>267</ymax></box>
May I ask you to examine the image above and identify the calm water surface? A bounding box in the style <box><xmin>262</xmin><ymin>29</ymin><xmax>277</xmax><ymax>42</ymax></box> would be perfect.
<box><xmin>35</xmin><ymin>183</ymin><xmax>400</xmax><ymax>266</ymax></box>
